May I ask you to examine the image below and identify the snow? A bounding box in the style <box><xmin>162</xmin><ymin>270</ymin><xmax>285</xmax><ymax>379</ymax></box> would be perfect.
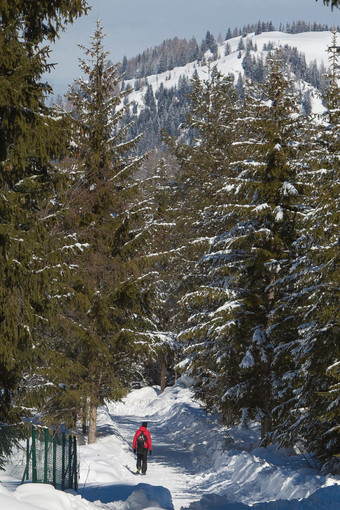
<box><xmin>1</xmin><ymin>379</ymin><xmax>340</xmax><ymax>510</ymax></box>
<box><xmin>282</xmin><ymin>182</ymin><xmax>299</xmax><ymax>196</ymax></box>
<box><xmin>239</xmin><ymin>350</ymin><xmax>255</xmax><ymax>368</ymax></box>
<box><xmin>274</xmin><ymin>206</ymin><xmax>284</xmax><ymax>222</ymax></box>
<box><xmin>127</xmin><ymin>31</ymin><xmax>337</xmax><ymax>115</ymax></box>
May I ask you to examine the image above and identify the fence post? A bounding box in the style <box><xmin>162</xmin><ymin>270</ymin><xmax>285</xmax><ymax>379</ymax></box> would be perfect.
<box><xmin>44</xmin><ymin>428</ymin><xmax>49</xmax><ymax>483</ymax></box>
<box><xmin>73</xmin><ymin>436</ymin><xmax>78</xmax><ymax>491</ymax></box>
<box><xmin>32</xmin><ymin>426</ymin><xmax>37</xmax><ymax>483</ymax></box>
<box><xmin>26</xmin><ymin>437</ymin><xmax>30</xmax><ymax>480</ymax></box>
<box><xmin>53</xmin><ymin>435</ymin><xmax>57</xmax><ymax>488</ymax></box>
<box><xmin>68</xmin><ymin>436</ymin><xmax>72</xmax><ymax>489</ymax></box>
<box><xmin>61</xmin><ymin>432</ymin><xmax>66</xmax><ymax>491</ymax></box>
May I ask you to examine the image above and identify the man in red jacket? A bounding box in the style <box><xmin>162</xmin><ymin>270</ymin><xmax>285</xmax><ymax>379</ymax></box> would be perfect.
<box><xmin>132</xmin><ymin>421</ymin><xmax>152</xmax><ymax>475</ymax></box>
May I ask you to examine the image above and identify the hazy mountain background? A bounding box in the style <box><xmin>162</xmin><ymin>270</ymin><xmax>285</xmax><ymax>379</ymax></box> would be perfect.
<box><xmin>47</xmin><ymin>0</ymin><xmax>339</xmax><ymax>96</ymax></box>
<box><xmin>64</xmin><ymin>24</ymin><xmax>338</xmax><ymax>155</ymax></box>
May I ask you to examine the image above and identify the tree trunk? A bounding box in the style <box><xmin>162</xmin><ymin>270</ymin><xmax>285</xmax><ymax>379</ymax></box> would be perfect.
<box><xmin>82</xmin><ymin>405</ymin><xmax>87</xmax><ymax>435</ymax></box>
<box><xmin>160</xmin><ymin>358</ymin><xmax>166</xmax><ymax>393</ymax></box>
<box><xmin>222</xmin><ymin>413</ymin><xmax>235</xmax><ymax>427</ymax></box>
<box><xmin>88</xmin><ymin>401</ymin><xmax>97</xmax><ymax>444</ymax></box>
<box><xmin>261</xmin><ymin>416</ymin><xmax>272</xmax><ymax>442</ymax></box>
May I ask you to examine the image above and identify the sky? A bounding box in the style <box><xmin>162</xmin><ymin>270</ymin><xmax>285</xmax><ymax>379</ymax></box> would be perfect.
<box><xmin>2</xmin><ymin>380</ymin><xmax>340</xmax><ymax>509</ymax></box>
<box><xmin>47</xmin><ymin>0</ymin><xmax>340</xmax><ymax>97</ymax></box>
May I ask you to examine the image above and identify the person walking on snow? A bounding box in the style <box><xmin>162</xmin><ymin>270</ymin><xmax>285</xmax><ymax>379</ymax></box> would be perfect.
<box><xmin>132</xmin><ymin>421</ymin><xmax>152</xmax><ymax>475</ymax></box>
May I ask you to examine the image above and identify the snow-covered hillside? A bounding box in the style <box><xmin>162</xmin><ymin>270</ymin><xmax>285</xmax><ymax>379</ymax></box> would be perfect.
<box><xmin>128</xmin><ymin>30</ymin><xmax>336</xmax><ymax>113</ymax></box>
<box><xmin>2</xmin><ymin>379</ymin><xmax>340</xmax><ymax>510</ymax></box>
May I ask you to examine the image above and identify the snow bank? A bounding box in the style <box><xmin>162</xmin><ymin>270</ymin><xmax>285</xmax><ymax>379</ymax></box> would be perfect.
<box><xmin>181</xmin><ymin>485</ymin><xmax>340</xmax><ymax>509</ymax></box>
<box><xmin>0</xmin><ymin>483</ymin><xmax>169</xmax><ymax>510</ymax></box>
<box><xmin>1</xmin><ymin>378</ymin><xmax>340</xmax><ymax>510</ymax></box>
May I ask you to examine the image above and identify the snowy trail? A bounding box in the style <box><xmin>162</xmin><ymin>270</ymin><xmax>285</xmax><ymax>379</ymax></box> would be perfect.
<box><xmin>110</xmin><ymin>413</ymin><xmax>195</xmax><ymax>509</ymax></box>
<box><xmin>80</xmin><ymin>383</ymin><xmax>213</xmax><ymax>509</ymax></box>
<box><xmin>114</xmin><ymin>409</ymin><xmax>212</xmax><ymax>509</ymax></box>
<box><xmin>77</xmin><ymin>381</ymin><xmax>340</xmax><ymax>510</ymax></box>
<box><xmin>2</xmin><ymin>380</ymin><xmax>340</xmax><ymax>510</ymax></box>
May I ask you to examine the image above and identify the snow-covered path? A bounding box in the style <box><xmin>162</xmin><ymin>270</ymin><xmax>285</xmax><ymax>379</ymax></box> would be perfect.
<box><xmin>77</xmin><ymin>380</ymin><xmax>340</xmax><ymax>510</ymax></box>
<box><xmin>2</xmin><ymin>379</ymin><xmax>340</xmax><ymax>510</ymax></box>
<box><xmin>79</xmin><ymin>382</ymin><xmax>221</xmax><ymax>509</ymax></box>
<box><xmin>109</xmin><ymin>412</ymin><xmax>196</xmax><ymax>509</ymax></box>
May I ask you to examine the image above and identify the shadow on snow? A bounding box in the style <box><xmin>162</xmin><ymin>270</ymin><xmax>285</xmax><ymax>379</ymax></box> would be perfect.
<box><xmin>79</xmin><ymin>481</ymin><xmax>174</xmax><ymax>509</ymax></box>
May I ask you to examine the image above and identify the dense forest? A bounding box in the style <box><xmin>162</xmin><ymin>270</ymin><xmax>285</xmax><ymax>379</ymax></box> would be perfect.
<box><xmin>0</xmin><ymin>0</ymin><xmax>339</xmax><ymax>477</ymax></box>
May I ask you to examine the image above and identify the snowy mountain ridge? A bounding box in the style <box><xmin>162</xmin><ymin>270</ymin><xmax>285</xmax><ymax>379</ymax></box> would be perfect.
<box><xmin>132</xmin><ymin>29</ymin><xmax>335</xmax><ymax>85</ymax></box>
<box><xmin>127</xmin><ymin>30</ymin><xmax>337</xmax><ymax>113</ymax></box>
<box><xmin>123</xmin><ymin>31</ymin><xmax>333</xmax><ymax>154</ymax></box>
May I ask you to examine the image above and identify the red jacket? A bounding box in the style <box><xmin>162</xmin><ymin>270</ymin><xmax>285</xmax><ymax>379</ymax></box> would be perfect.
<box><xmin>132</xmin><ymin>426</ymin><xmax>152</xmax><ymax>452</ymax></box>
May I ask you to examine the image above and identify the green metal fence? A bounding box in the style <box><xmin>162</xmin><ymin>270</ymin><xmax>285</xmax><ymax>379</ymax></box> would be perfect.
<box><xmin>22</xmin><ymin>425</ymin><xmax>78</xmax><ymax>491</ymax></box>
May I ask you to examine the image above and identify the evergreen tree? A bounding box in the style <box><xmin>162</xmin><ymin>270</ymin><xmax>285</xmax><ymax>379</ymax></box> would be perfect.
<box><xmin>0</xmin><ymin>0</ymin><xmax>88</xmax><ymax>463</ymax></box>
<box><xmin>320</xmin><ymin>360</ymin><xmax>340</xmax><ymax>452</ymax></box>
<box><xmin>224</xmin><ymin>51</ymin><xmax>302</xmax><ymax>439</ymax></box>
<box><xmin>142</xmin><ymin>155</ymin><xmax>184</xmax><ymax>390</ymax></box>
<box><xmin>225</xmin><ymin>28</ymin><xmax>233</xmax><ymax>40</ymax></box>
<box><xmin>163</xmin><ymin>66</ymin><xmax>245</xmax><ymax>418</ymax></box>
<box><xmin>211</xmin><ymin>53</ymin><xmax>298</xmax><ymax>438</ymax></box>
<box><xmin>174</xmin><ymin>52</ymin><xmax>303</xmax><ymax>438</ymax></box>
<box><xmin>38</xmin><ymin>21</ymin><xmax>153</xmax><ymax>443</ymax></box>
<box><xmin>272</xmin><ymin>32</ymin><xmax>340</xmax><ymax>469</ymax></box>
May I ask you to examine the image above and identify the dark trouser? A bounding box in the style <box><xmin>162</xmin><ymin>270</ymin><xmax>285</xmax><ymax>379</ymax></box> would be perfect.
<box><xmin>136</xmin><ymin>448</ymin><xmax>148</xmax><ymax>474</ymax></box>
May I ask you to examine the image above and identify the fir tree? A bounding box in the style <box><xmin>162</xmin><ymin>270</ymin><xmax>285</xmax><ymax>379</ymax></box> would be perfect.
<box><xmin>226</xmin><ymin>51</ymin><xmax>302</xmax><ymax>439</ymax></box>
<box><xmin>38</xmin><ymin>21</ymin><xmax>153</xmax><ymax>443</ymax></box>
<box><xmin>163</xmin><ymin>66</ymin><xmax>244</xmax><ymax>418</ymax></box>
<box><xmin>320</xmin><ymin>360</ymin><xmax>340</xmax><ymax>459</ymax></box>
<box><xmin>272</xmin><ymin>31</ymin><xmax>340</xmax><ymax>468</ymax></box>
<box><xmin>0</xmin><ymin>0</ymin><xmax>88</xmax><ymax>463</ymax></box>
<box><xmin>209</xmin><ymin>50</ymin><xmax>298</xmax><ymax>438</ymax></box>
<box><xmin>176</xmin><ymin>51</ymin><xmax>303</xmax><ymax>438</ymax></box>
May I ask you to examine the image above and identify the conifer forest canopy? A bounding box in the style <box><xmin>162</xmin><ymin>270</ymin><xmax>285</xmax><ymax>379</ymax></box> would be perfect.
<box><xmin>0</xmin><ymin>0</ymin><xmax>339</xmax><ymax>475</ymax></box>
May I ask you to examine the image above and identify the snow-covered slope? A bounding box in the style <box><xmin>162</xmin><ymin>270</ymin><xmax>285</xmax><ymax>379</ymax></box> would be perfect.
<box><xmin>2</xmin><ymin>379</ymin><xmax>340</xmax><ymax>510</ymax></box>
<box><xmin>127</xmin><ymin>30</ymin><xmax>336</xmax><ymax>113</ymax></box>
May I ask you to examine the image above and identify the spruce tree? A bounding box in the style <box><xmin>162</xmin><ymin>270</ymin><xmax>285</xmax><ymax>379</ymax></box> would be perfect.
<box><xmin>222</xmin><ymin>51</ymin><xmax>303</xmax><ymax>439</ymax></box>
<box><xmin>137</xmin><ymin>154</ymin><xmax>183</xmax><ymax>390</ymax></box>
<box><xmin>39</xmin><ymin>21</ymin><xmax>154</xmax><ymax>443</ymax></box>
<box><xmin>320</xmin><ymin>360</ymin><xmax>340</xmax><ymax>455</ymax></box>
<box><xmin>0</xmin><ymin>0</ymin><xmax>88</xmax><ymax>462</ymax></box>
<box><xmin>320</xmin><ymin>0</ymin><xmax>340</xmax><ymax>8</ymax></box>
<box><xmin>174</xmin><ymin>52</ymin><xmax>303</xmax><ymax>438</ymax></box>
<box><xmin>272</xmin><ymin>32</ymin><xmax>340</xmax><ymax>468</ymax></box>
<box><xmin>164</xmin><ymin>66</ymin><xmax>244</xmax><ymax>417</ymax></box>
